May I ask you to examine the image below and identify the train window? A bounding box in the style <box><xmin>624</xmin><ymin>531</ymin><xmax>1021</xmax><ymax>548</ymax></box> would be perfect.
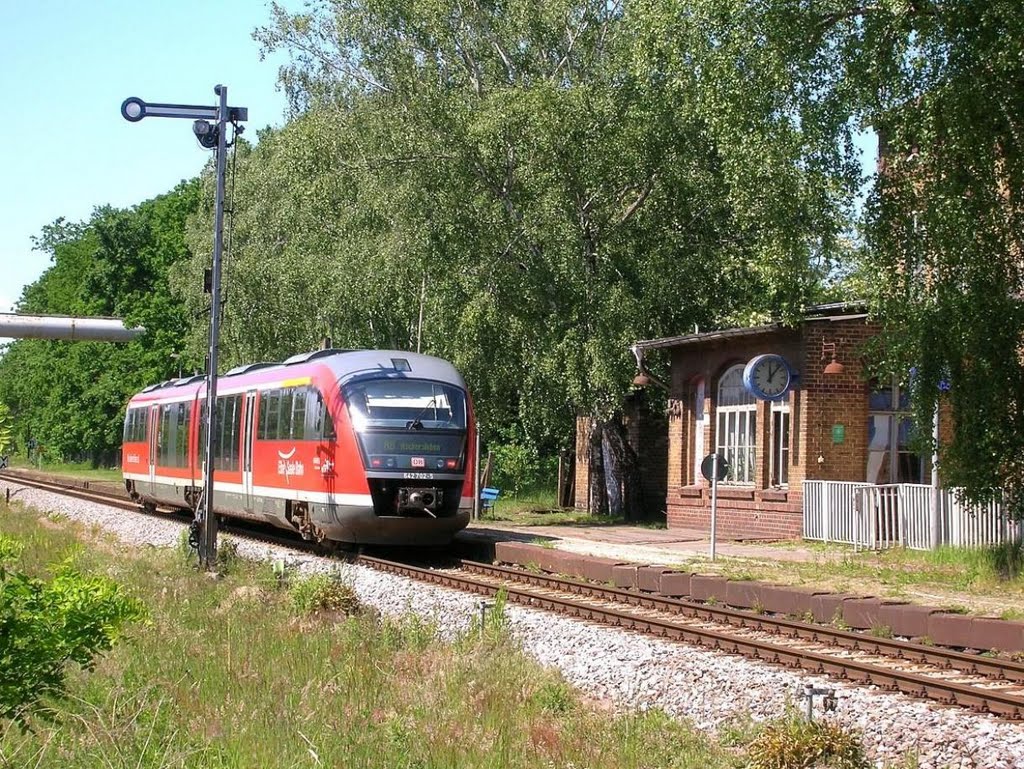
<box><xmin>343</xmin><ymin>379</ymin><xmax>467</xmax><ymax>432</ymax></box>
<box><xmin>255</xmin><ymin>386</ymin><xmax>334</xmax><ymax>441</ymax></box>
<box><xmin>175</xmin><ymin>403</ymin><xmax>190</xmax><ymax>468</ymax></box>
<box><xmin>133</xmin><ymin>409</ymin><xmax>146</xmax><ymax>442</ymax></box>
<box><xmin>218</xmin><ymin>394</ymin><xmax>241</xmax><ymax>471</ymax></box>
<box><xmin>259</xmin><ymin>390</ymin><xmax>281</xmax><ymax>440</ymax></box>
<box><xmin>157</xmin><ymin>401</ymin><xmax>191</xmax><ymax>468</ymax></box>
<box><xmin>308</xmin><ymin>388</ymin><xmax>335</xmax><ymax>441</ymax></box>
<box><xmin>123</xmin><ymin>407</ymin><xmax>146</xmax><ymax>443</ymax></box>
<box><xmin>257</xmin><ymin>392</ymin><xmax>268</xmax><ymax>440</ymax></box>
<box><xmin>198</xmin><ymin>395</ymin><xmax>243</xmax><ymax>472</ymax></box>
<box><xmin>281</xmin><ymin>390</ymin><xmax>296</xmax><ymax>438</ymax></box>
<box><xmin>290</xmin><ymin>391</ymin><xmax>307</xmax><ymax>440</ymax></box>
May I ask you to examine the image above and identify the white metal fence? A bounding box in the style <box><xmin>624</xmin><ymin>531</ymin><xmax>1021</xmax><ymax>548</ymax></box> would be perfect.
<box><xmin>803</xmin><ymin>480</ymin><xmax>1021</xmax><ymax>550</ymax></box>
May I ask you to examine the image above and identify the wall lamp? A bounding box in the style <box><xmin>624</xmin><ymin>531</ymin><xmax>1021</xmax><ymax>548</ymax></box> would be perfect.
<box><xmin>630</xmin><ymin>345</ymin><xmax>669</xmax><ymax>389</ymax></box>
<box><xmin>822</xmin><ymin>341</ymin><xmax>845</xmax><ymax>376</ymax></box>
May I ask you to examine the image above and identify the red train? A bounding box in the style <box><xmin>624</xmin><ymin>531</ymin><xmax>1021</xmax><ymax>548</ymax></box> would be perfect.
<box><xmin>121</xmin><ymin>349</ymin><xmax>475</xmax><ymax>546</ymax></box>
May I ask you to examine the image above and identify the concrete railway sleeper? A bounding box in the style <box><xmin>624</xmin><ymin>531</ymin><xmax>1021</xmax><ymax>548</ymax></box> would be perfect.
<box><xmin>359</xmin><ymin>555</ymin><xmax>1024</xmax><ymax>720</ymax></box>
<box><xmin>5</xmin><ymin>469</ymin><xmax>1024</xmax><ymax>719</ymax></box>
<box><xmin>458</xmin><ymin>560</ymin><xmax>1024</xmax><ymax>685</ymax></box>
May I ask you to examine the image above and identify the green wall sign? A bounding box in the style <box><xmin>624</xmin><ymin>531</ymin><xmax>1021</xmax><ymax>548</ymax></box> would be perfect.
<box><xmin>832</xmin><ymin>423</ymin><xmax>846</xmax><ymax>444</ymax></box>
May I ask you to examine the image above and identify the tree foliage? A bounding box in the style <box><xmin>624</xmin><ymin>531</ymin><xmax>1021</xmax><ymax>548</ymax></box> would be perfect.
<box><xmin>175</xmin><ymin>0</ymin><xmax>848</xmax><ymax>475</ymax></box>
<box><xmin>5</xmin><ymin>2</ymin><xmax>1016</xmax><ymax>517</ymax></box>
<box><xmin>0</xmin><ymin>182</ymin><xmax>200</xmax><ymax>464</ymax></box>
<box><xmin>637</xmin><ymin>0</ymin><xmax>1024</xmax><ymax>510</ymax></box>
<box><xmin>0</xmin><ymin>403</ymin><xmax>12</xmax><ymax>457</ymax></box>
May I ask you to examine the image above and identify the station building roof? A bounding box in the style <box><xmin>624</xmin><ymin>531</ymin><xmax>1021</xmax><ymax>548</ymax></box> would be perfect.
<box><xmin>633</xmin><ymin>302</ymin><xmax>869</xmax><ymax>351</ymax></box>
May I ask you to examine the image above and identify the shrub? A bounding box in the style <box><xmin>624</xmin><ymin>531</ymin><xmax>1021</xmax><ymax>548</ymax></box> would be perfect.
<box><xmin>290</xmin><ymin>572</ymin><xmax>361</xmax><ymax>616</ymax></box>
<box><xmin>490</xmin><ymin>441</ymin><xmax>541</xmax><ymax>497</ymax></box>
<box><xmin>216</xmin><ymin>537</ymin><xmax>242</xmax><ymax>575</ymax></box>
<box><xmin>745</xmin><ymin>716</ymin><xmax>869</xmax><ymax>769</ymax></box>
<box><xmin>532</xmin><ymin>678</ymin><xmax>576</xmax><ymax>714</ymax></box>
<box><xmin>0</xmin><ymin>402</ymin><xmax>12</xmax><ymax>456</ymax></box>
<box><xmin>0</xmin><ymin>534</ymin><xmax>146</xmax><ymax>724</ymax></box>
<box><xmin>177</xmin><ymin>528</ymin><xmax>194</xmax><ymax>564</ymax></box>
<box><xmin>479</xmin><ymin>588</ymin><xmax>510</xmax><ymax>644</ymax></box>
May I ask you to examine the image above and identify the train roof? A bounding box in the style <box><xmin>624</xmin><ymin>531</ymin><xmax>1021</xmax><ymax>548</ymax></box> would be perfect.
<box><xmin>128</xmin><ymin>349</ymin><xmax>467</xmax><ymax>405</ymax></box>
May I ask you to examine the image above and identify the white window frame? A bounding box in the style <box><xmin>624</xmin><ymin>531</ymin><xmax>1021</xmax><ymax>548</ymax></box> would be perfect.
<box><xmin>867</xmin><ymin>380</ymin><xmax>924</xmax><ymax>484</ymax></box>
<box><xmin>692</xmin><ymin>378</ymin><xmax>706</xmax><ymax>484</ymax></box>
<box><xmin>716</xmin><ymin>365</ymin><xmax>756</xmax><ymax>485</ymax></box>
<box><xmin>770</xmin><ymin>398</ymin><xmax>790</xmax><ymax>487</ymax></box>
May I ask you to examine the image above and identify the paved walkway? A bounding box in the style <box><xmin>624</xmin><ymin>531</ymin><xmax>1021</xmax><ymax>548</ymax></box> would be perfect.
<box><xmin>464</xmin><ymin>521</ymin><xmax>837</xmax><ymax>566</ymax></box>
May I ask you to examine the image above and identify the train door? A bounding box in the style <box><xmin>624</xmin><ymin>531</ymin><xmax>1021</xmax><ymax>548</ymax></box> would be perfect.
<box><xmin>242</xmin><ymin>390</ymin><xmax>257</xmax><ymax>511</ymax></box>
<box><xmin>147</xmin><ymin>404</ymin><xmax>159</xmax><ymax>496</ymax></box>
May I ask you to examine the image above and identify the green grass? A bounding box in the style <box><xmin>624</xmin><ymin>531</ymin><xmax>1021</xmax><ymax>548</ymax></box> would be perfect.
<box><xmin>481</xmin><ymin>487</ymin><xmax>665</xmax><ymax>527</ymax></box>
<box><xmin>676</xmin><ymin>540</ymin><xmax>1024</xmax><ymax>616</ymax></box>
<box><xmin>0</xmin><ymin>497</ymin><xmax>741</xmax><ymax>769</ymax></box>
<box><xmin>7</xmin><ymin>456</ymin><xmax>123</xmax><ymax>483</ymax></box>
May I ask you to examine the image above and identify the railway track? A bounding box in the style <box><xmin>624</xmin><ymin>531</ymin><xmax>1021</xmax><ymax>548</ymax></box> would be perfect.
<box><xmin>376</xmin><ymin>558</ymin><xmax>1024</xmax><ymax>719</ymax></box>
<box><xmin>4</xmin><ymin>468</ymin><xmax>1024</xmax><ymax>720</ymax></box>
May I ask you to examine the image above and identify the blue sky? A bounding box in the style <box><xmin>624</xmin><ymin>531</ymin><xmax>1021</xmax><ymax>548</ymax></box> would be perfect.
<box><xmin>0</xmin><ymin>0</ymin><xmax>296</xmax><ymax>316</ymax></box>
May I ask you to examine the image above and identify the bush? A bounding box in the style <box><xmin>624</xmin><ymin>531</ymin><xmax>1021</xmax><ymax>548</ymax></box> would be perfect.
<box><xmin>0</xmin><ymin>534</ymin><xmax>146</xmax><ymax>724</ymax></box>
<box><xmin>0</xmin><ymin>402</ymin><xmax>12</xmax><ymax>456</ymax></box>
<box><xmin>216</xmin><ymin>537</ymin><xmax>242</xmax><ymax>575</ymax></box>
<box><xmin>745</xmin><ymin>716</ymin><xmax>869</xmax><ymax>769</ymax></box>
<box><xmin>290</xmin><ymin>572</ymin><xmax>361</xmax><ymax>616</ymax></box>
<box><xmin>489</xmin><ymin>442</ymin><xmax>540</xmax><ymax>497</ymax></box>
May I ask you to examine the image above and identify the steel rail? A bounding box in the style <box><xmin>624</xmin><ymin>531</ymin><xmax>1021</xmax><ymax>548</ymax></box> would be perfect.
<box><xmin>1</xmin><ymin>471</ymin><xmax>139</xmax><ymax>510</ymax></box>
<box><xmin>456</xmin><ymin>560</ymin><xmax>1024</xmax><ymax>684</ymax></box>
<box><xmin>358</xmin><ymin>555</ymin><xmax>1024</xmax><ymax>719</ymax></box>
<box><xmin>5</xmin><ymin>469</ymin><xmax>1024</xmax><ymax>718</ymax></box>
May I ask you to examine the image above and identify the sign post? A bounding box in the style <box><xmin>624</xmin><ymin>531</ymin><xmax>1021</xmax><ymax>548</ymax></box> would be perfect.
<box><xmin>701</xmin><ymin>453</ymin><xmax>729</xmax><ymax>562</ymax></box>
<box><xmin>121</xmin><ymin>87</ymin><xmax>247</xmax><ymax>570</ymax></box>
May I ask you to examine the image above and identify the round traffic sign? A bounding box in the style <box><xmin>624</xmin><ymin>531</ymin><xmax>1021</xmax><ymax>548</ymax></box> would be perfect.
<box><xmin>701</xmin><ymin>453</ymin><xmax>729</xmax><ymax>482</ymax></box>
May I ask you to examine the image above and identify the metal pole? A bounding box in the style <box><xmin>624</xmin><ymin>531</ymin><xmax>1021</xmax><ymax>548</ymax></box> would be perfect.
<box><xmin>709</xmin><ymin>453</ymin><xmax>719</xmax><ymax>561</ymax></box>
<box><xmin>929</xmin><ymin>404</ymin><xmax>940</xmax><ymax>550</ymax></box>
<box><xmin>198</xmin><ymin>84</ymin><xmax>229</xmax><ymax>570</ymax></box>
<box><xmin>472</xmin><ymin>429</ymin><xmax>481</xmax><ymax>521</ymax></box>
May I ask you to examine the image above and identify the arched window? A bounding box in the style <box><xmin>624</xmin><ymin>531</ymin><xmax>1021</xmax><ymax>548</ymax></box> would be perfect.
<box><xmin>716</xmin><ymin>365</ymin><xmax>756</xmax><ymax>484</ymax></box>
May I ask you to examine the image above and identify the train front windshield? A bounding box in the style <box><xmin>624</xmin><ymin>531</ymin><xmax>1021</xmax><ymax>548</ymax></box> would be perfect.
<box><xmin>344</xmin><ymin>379</ymin><xmax>467</xmax><ymax>433</ymax></box>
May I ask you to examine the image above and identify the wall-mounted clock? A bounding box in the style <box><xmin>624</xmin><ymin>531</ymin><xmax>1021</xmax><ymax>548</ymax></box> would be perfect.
<box><xmin>743</xmin><ymin>354</ymin><xmax>793</xmax><ymax>401</ymax></box>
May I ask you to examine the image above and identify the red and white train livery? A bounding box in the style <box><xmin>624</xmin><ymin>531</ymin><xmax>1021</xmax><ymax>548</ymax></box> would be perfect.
<box><xmin>121</xmin><ymin>349</ymin><xmax>475</xmax><ymax>545</ymax></box>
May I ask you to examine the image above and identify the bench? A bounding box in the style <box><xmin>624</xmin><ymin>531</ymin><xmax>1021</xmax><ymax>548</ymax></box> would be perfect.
<box><xmin>480</xmin><ymin>487</ymin><xmax>501</xmax><ymax>515</ymax></box>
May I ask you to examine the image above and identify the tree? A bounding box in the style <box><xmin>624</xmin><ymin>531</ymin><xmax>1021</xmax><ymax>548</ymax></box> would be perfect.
<box><xmin>190</xmin><ymin>0</ymin><xmax>845</xmax><ymax>517</ymax></box>
<box><xmin>0</xmin><ymin>181</ymin><xmax>200</xmax><ymax>464</ymax></box>
<box><xmin>0</xmin><ymin>403</ymin><xmax>12</xmax><ymax>456</ymax></box>
<box><xmin>631</xmin><ymin>0</ymin><xmax>1024</xmax><ymax>514</ymax></box>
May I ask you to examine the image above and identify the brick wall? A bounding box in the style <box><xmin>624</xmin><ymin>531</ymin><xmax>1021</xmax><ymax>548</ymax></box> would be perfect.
<box><xmin>624</xmin><ymin>391</ymin><xmax>668</xmax><ymax>517</ymax></box>
<box><xmin>800</xmin><ymin>319</ymin><xmax>879</xmax><ymax>482</ymax></box>
<box><xmin>573</xmin><ymin>312</ymin><xmax>890</xmax><ymax>539</ymax></box>
<box><xmin>664</xmin><ymin>315</ymin><xmax>882</xmax><ymax>540</ymax></box>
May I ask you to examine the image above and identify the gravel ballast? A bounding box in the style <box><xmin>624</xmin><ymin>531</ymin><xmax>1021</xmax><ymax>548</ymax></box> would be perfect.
<box><xmin>4</xmin><ymin>480</ymin><xmax>1024</xmax><ymax>769</ymax></box>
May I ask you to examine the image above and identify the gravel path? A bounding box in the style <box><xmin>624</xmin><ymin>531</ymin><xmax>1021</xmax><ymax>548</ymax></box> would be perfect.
<box><xmin>5</xmin><ymin>480</ymin><xmax>1024</xmax><ymax>769</ymax></box>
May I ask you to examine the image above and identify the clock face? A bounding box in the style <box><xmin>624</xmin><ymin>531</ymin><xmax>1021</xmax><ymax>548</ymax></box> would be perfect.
<box><xmin>745</xmin><ymin>354</ymin><xmax>792</xmax><ymax>400</ymax></box>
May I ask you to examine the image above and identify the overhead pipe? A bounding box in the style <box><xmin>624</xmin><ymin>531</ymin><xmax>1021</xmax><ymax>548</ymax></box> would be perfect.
<box><xmin>0</xmin><ymin>314</ymin><xmax>144</xmax><ymax>342</ymax></box>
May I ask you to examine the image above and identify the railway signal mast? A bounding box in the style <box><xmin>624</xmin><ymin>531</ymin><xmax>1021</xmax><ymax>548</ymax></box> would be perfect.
<box><xmin>121</xmin><ymin>86</ymin><xmax>247</xmax><ymax>570</ymax></box>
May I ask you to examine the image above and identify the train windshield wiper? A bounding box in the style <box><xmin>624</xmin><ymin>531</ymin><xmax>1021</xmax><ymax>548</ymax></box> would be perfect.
<box><xmin>406</xmin><ymin>397</ymin><xmax>437</xmax><ymax>430</ymax></box>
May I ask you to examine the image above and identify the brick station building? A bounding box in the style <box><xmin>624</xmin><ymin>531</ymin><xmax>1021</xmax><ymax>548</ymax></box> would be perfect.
<box><xmin>606</xmin><ymin>302</ymin><xmax>930</xmax><ymax>539</ymax></box>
